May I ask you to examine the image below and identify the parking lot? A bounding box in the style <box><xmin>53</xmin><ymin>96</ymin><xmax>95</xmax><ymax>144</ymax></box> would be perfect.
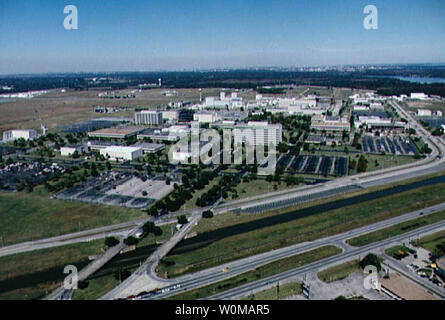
<box><xmin>54</xmin><ymin>171</ymin><xmax>167</xmax><ymax>209</ymax></box>
<box><xmin>362</xmin><ymin>135</ymin><xmax>419</xmax><ymax>156</ymax></box>
<box><xmin>0</xmin><ymin>160</ymin><xmax>65</xmax><ymax>191</ymax></box>
<box><xmin>276</xmin><ymin>154</ymin><xmax>348</xmax><ymax>177</ymax></box>
<box><xmin>106</xmin><ymin>176</ymin><xmax>174</xmax><ymax>200</ymax></box>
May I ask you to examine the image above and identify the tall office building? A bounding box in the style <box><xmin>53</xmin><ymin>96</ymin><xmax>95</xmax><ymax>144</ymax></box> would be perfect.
<box><xmin>234</xmin><ymin>122</ymin><xmax>282</xmax><ymax>146</ymax></box>
<box><xmin>135</xmin><ymin>110</ymin><xmax>163</xmax><ymax>125</ymax></box>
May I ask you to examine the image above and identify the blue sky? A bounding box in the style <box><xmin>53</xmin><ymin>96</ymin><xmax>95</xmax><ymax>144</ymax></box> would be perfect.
<box><xmin>0</xmin><ymin>0</ymin><xmax>444</xmax><ymax>74</ymax></box>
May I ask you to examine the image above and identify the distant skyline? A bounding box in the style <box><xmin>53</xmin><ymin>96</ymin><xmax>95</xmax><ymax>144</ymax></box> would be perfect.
<box><xmin>1</xmin><ymin>0</ymin><xmax>445</xmax><ymax>74</ymax></box>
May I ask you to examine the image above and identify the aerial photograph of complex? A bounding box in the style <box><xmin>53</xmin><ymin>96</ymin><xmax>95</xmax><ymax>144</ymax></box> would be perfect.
<box><xmin>1</xmin><ymin>0</ymin><xmax>445</xmax><ymax>315</ymax></box>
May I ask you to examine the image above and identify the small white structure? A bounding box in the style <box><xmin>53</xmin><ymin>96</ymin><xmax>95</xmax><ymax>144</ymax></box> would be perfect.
<box><xmin>100</xmin><ymin>146</ymin><xmax>143</xmax><ymax>161</ymax></box>
<box><xmin>410</xmin><ymin>93</ymin><xmax>429</xmax><ymax>100</ymax></box>
<box><xmin>417</xmin><ymin>109</ymin><xmax>432</xmax><ymax>117</ymax></box>
<box><xmin>2</xmin><ymin>129</ymin><xmax>37</xmax><ymax>141</ymax></box>
<box><xmin>60</xmin><ymin>145</ymin><xmax>87</xmax><ymax>156</ymax></box>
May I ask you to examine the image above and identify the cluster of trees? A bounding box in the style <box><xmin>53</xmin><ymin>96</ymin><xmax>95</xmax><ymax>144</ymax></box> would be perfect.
<box><xmin>147</xmin><ymin>185</ymin><xmax>190</xmax><ymax>216</ymax></box>
<box><xmin>196</xmin><ymin>174</ymin><xmax>241</xmax><ymax>206</ymax></box>
<box><xmin>44</xmin><ymin>163</ymin><xmax>103</xmax><ymax>193</ymax></box>
<box><xmin>349</xmin><ymin>155</ymin><xmax>368</xmax><ymax>173</ymax></box>
<box><xmin>202</xmin><ymin>210</ymin><xmax>214</xmax><ymax>218</ymax></box>
<box><xmin>105</xmin><ymin>236</ymin><xmax>120</xmax><ymax>247</ymax></box>
<box><xmin>142</xmin><ymin>221</ymin><xmax>163</xmax><ymax>236</ymax></box>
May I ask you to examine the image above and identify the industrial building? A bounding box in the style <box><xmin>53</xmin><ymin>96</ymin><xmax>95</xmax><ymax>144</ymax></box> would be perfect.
<box><xmin>99</xmin><ymin>146</ymin><xmax>143</xmax><ymax>161</ymax></box>
<box><xmin>193</xmin><ymin>111</ymin><xmax>222</xmax><ymax>123</ymax></box>
<box><xmin>2</xmin><ymin>129</ymin><xmax>38</xmax><ymax>141</ymax></box>
<box><xmin>234</xmin><ymin>121</ymin><xmax>282</xmax><ymax>146</ymax></box>
<box><xmin>137</xmin><ymin>125</ymin><xmax>189</xmax><ymax>142</ymax></box>
<box><xmin>134</xmin><ymin>110</ymin><xmax>163</xmax><ymax>125</ymax></box>
<box><xmin>60</xmin><ymin>145</ymin><xmax>87</xmax><ymax>156</ymax></box>
<box><xmin>87</xmin><ymin>127</ymin><xmax>144</xmax><ymax>139</ymax></box>
<box><xmin>311</xmin><ymin>115</ymin><xmax>350</xmax><ymax>132</ymax></box>
<box><xmin>130</xmin><ymin>142</ymin><xmax>165</xmax><ymax>154</ymax></box>
<box><xmin>161</xmin><ymin>110</ymin><xmax>179</xmax><ymax>123</ymax></box>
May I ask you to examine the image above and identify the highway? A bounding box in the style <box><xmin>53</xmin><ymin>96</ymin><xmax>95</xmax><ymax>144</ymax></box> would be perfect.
<box><xmin>142</xmin><ymin>202</ymin><xmax>445</xmax><ymax>300</ymax></box>
<box><xmin>207</xmin><ymin>220</ymin><xmax>445</xmax><ymax>300</ymax></box>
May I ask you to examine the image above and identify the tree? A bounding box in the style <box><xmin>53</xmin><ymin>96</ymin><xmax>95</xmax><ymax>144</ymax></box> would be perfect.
<box><xmin>105</xmin><ymin>236</ymin><xmax>120</xmax><ymax>247</ymax></box>
<box><xmin>142</xmin><ymin>221</ymin><xmax>155</xmax><ymax>234</ymax></box>
<box><xmin>123</xmin><ymin>236</ymin><xmax>138</xmax><ymax>246</ymax></box>
<box><xmin>356</xmin><ymin>155</ymin><xmax>368</xmax><ymax>173</ymax></box>
<box><xmin>78</xmin><ymin>280</ymin><xmax>89</xmax><ymax>290</ymax></box>
<box><xmin>202</xmin><ymin>210</ymin><xmax>214</xmax><ymax>218</ymax></box>
<box><xmin>177</xmin><ymin>215</ymin><xmax>188</xmax><ymax>225</ymax></box>
<box><xmin>153</xmin><ymin>226</ymin><xmax>163</xmax><ymax>236</ymax></box>
<box><xmin>359</xmin><ymin>253</ymin><xmax>382</xmax><ymax>272</ymax></box>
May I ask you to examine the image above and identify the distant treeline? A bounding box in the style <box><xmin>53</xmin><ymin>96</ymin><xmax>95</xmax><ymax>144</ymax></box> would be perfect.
<box><xmin>1</xmin><ymin>67</ymin><xmax>445</xmax><ymax>96</ymax></box>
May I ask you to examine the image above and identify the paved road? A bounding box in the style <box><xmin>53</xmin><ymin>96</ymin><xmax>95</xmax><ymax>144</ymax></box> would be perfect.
<box><xmin>207</xmin><ymin>221</ymin><xmax>445</xmax><ymax>300</ymax></box>
<box><xmin>142</xmin><ymin>201</ymin><xmax>445</xmax><ymax>300</ymax></box>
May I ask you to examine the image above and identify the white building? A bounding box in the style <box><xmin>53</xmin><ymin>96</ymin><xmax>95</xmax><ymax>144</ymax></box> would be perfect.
<box><xmin>417</xmin><ymin>109</ymin><xmax>432</xmax><ymax>117</ymax></box>
<box><xmin>193</xmin><ymin>111</ymin><xmax>222</xmax><ymax>123</ymax></box>
<box><xmin>410</xmin><ymin>93</ymin><xmax>429</xmax><ymax>100</ymax></box>
<box><xmin>60</xmin><ymin>145</ymin><xmax>87</xmax><ymax>156</ymax></box>
<box><xmin>311</xmin><ymin>115</ymin><xmax>350</xmax><ymax>132</ymax></box>
<box><xmin>2</xmin><ymin>129</ymin><xmax>37</xmax><ymax>141</ymax></box>
<box><xmin>234</xmin><ymin>121</ymin><xmax>282</xmax><ymax>146</ymax></box>
<box><xmin>100</xmin><ymin>146</ymin><xmax>143</xmax><ymax>161</ymax></box>
<box><xmin>135</xmin><ymin>110</ymin><xmax>163</xmax><ymax>125</ymax></box>
<box><xmin>161</xmin><ymin>110</ymin><xmax>179</xmax><ymax>123</ymax></box>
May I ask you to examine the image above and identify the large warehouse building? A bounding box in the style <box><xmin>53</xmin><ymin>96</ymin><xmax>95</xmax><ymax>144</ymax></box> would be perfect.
<box><xmin>2</xmin><ymin>129</ymin><xmax>38</xmax><ymax>141</ymax></box>
<box><xmin>100</xmin><ymin>146</ymin><xmax>143</xmax><ymax>161</ymax></box>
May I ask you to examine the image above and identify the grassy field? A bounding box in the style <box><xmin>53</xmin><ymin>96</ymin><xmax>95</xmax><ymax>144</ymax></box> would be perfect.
<box><xmin>0</xmin><ymin>88</ymin><xmax>234</xmax><ymax>133</ymax></box>
<box><xmin>243</xmin><ymin>282</ymin><xmax>302</xmax><ymax>300</ymax></box>
<box><xmin>0</xmin><ymin>240</ymin><xmax>106</xmax><ymax>300</ymax></box>
<box><xmin>317</xmin><ymin>260</ymin><xmax>361</xmax><ymax>283</ymax></box>
<box><xmin>385</xmin><ymin>245</ymin><xmax>414</xmax><ymax>259</ymax></box>
<box><xmin>167</xmin><ymin>245</ymin><xmax>340</xmax><ymax>300</ymax></box>
<box><xmin>349</xmin><ymin>154</ymin><xmax>417</xmax><ymax>174</ymax></box>
<box><xmin>232</xmin><ymin>179</ymin><xmax>295</xmax><ymax>200</ymax></box>
<box><xmin>0</xmin><ymin>190</ymin><xmax>146</xmax><ymax>245</ymax></box>
<box><xmin>412</xmin><ymin>230</ymin><xmax>445</xmax><ymax>254</ymax></box>
<box><xmin>159</xmin><ymin>178</ymin><xmax>445</xmax><ymax>278</ymax></box>
<box><xmin>347</xmin><ymin>210</ymin><xmax>445</xmax><ymax>247</ymax></box>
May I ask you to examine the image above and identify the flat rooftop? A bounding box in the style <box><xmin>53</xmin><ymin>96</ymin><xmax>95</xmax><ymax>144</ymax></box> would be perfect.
<box><xmin>88</xmin><ymin>126</ymin><xmax>144</xmax><ymax>137</ymax></box>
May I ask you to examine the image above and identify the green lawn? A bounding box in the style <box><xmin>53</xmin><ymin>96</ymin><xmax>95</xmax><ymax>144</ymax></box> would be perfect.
<box><xmin>0</xmin><ymin>240</ymin><xmax>106</xmax><ymax>300</ymax></box>
<box><xmin>347</xmin><ymin>210</ymin><xmax>445</xmax><ymax>247</ymax></box>
<box><xmin>167</xmin><ymin>245</ymin><xmax>340</xmax><ymax>300</ymax></box>
<box><xmin>243</xmin><ymin>282</ymin><xmax>302</xmax><ymax>300</ymax></box>
<box><xmin>0</xmin><ymin>190</ymin><xmax>146</xmax><ymax>245</ymax></box>
<box><xmin>317</xmin><ymin>260</ymin><xmax>361</xmax><ymax>283</ymax></box>
<box><xmin>348</xmin><ymin>154</ymin><xmax>417</xmax><ymax>175</ymax></box>
<box><xmin>412</xmin><ymin>230</ymin><xmax>445</xmax><ymax>254</ymax></box>
<box><xmin>159</xmin><ymin>179</ymin><xmax>445</xmax><ymax>278</ymax></box>
<box><xmin>385</xmin><ymin>245</ymin><xmax>415</xmax><ymax>259</ymax></box>
<box><xmin>232</xmin><ymin>179</ymin><xmax>296</xmax><ymax>200</ymax></box>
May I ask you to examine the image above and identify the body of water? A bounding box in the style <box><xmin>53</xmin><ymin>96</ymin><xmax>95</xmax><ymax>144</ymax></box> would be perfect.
<box><xmin>381</xmin><ymin>76</ymin><xmax>445</xmax><ymax>84</ymax></box>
